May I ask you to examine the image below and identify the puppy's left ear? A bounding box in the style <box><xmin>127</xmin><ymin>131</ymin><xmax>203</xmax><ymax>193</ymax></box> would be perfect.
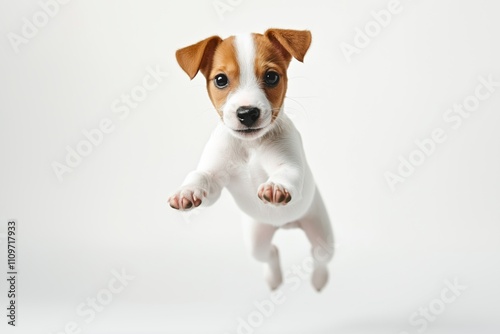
<box><xmin>176</xmin><ymin>35</ymin><xmax>223</xmax><ymax>80</ymax></box>
<box><xmin>264</xmin><ymin>28</ymin><xmax>312</xmax><ymax>62</ymax></box>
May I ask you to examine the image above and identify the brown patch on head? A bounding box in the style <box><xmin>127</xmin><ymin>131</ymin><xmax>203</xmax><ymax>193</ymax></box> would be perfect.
<box><xmin>253</xmin><ymin>33</ymin><xmax>292</xmax><ymax>121</ymax></box>
<box><xmin>206</xmin><ymin>36</ymin><xmax>240</xmax><ymax>117</ymax></box>
<box><xmin>254</xmin><ymin>29</ymin><xmax>311</xmax><ymax>121</ymax></box>
<box><xmin>176</xmin><ymin>35</ymin><xmax>239</xmax><ymax>118</ymax></box>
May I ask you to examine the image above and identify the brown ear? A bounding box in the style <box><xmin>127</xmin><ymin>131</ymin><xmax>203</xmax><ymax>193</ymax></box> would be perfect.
<box><xmin>175</xmin><ymin>36</ymin><xmax>222</xmax><ymax>80</ymax></box>
<box><xmin>264</xmin><ymin>28</ymin><xmax>312</xmax><ymax>62</ymax></box>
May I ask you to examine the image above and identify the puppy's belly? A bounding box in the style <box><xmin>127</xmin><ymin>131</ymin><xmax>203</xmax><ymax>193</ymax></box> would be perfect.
<box><xmin>226</xmin><ymin>166</ymin><xmax>316</xmax><ymax>226</ymax></box>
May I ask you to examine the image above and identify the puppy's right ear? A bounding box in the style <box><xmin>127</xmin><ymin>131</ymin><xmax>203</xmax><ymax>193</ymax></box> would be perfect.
<box><xmin>175</xmin><ymin>36</ymin><xmax>222</xmax><ymax>80</ymax></box>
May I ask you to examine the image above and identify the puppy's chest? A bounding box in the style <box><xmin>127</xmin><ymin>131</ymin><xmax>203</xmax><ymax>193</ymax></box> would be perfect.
<box><xmin>228</xmin><ymin>148</ymin><xmax>268</xmax><ymax>184</ymax></box>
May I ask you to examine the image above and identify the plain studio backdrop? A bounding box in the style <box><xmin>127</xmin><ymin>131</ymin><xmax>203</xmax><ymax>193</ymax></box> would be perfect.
<box><xmin>1</xmin><ymin>0</ymin><xmax>499</xmax><ymax>333</ymax></box>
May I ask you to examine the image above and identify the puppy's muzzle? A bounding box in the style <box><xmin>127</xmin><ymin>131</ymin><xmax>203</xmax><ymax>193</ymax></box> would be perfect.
<box><xmin>237</xmin><ymin>106</ymin><xmax>260</xmax><ymax>127</ymax></box>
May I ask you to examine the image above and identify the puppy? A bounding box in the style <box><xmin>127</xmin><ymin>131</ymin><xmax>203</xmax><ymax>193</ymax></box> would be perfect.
<box><xmin>169</xmin><ymin>28</ymin><xmax>334</xmax><ymax>291</ymax></box>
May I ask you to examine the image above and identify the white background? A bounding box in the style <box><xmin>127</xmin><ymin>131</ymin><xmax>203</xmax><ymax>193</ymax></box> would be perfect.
<box><xmin>1</xmin><ymin>0</ymin><xmax>499</xmax><ymax>333</ymax></box>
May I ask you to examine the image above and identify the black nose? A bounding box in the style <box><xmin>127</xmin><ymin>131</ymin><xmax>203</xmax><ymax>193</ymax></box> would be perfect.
<box><xmin>236</xmin><ymin>106</ymin><xmax>260</xmax><ymax>127</ymax></box>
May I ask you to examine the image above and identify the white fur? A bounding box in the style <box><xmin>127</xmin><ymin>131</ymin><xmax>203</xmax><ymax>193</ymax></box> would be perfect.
<box><xmin>170</xmin><ymin>36</ymin><xmax>333</xmax><ymax>291</ymax></box>
<box><xmin>222</xmin><ymin>34</ymin><xmax>272</xmax><ymax>134</ymax></box>
<box><xmin>234</xmin><ymin>33</ymin><xmax>257</xmax><ymax>90</ymax></box>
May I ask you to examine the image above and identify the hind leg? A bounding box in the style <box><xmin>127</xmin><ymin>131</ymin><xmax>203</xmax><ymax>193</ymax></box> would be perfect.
<box><xmin>242</xmin><ymin>216</ymin><xmax>282</xmax><ymax>290</ymax></box>
<box><xmin>298</xmin><ymin>188</ymin><xmax>334</xmax><ymax>291</ymax></box>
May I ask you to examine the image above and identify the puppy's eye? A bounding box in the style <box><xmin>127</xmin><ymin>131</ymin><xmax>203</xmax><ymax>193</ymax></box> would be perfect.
<box><xmin>264</xmin><ymin>71</ymin><xmax>280</xmax><ymax>87</ymax></box>
<box><xmin>214</xmin><ymin>74</ymin><xmax>229</xmax><ymax>89</ymax></box>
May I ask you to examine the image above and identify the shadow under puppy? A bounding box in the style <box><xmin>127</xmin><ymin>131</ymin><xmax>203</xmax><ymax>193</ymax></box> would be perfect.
<box><xmin>170</xmin><ymin>28</ymin><xmax>334</xmax><ymax>291</ymax></box>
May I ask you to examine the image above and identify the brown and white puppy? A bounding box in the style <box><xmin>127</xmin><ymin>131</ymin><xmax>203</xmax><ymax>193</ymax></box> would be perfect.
<box><xmin>169</xmin><ymin>29</ymin><xmax>334</xmax><ymax>291</ymax></box>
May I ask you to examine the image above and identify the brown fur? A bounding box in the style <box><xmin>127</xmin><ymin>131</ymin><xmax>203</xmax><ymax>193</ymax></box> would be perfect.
<box><xmin>207</xmin><ymin>37</ymin><xmax>239</xmax><ymax>117</ymax></box>
<box><xmin>253</xmin><ymin>33</ymin><xmax>290</xmax><ymax>120</ymax></box>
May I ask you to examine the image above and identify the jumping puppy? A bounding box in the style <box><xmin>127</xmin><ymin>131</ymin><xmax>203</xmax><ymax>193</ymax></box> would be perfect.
<box><xmin>169</xmin><ymin>28</ymin><xmax>334</xmax><ymax>291</ymax></box>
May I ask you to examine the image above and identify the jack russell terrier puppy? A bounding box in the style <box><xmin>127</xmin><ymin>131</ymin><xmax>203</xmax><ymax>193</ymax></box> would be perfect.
<box><xmin>169</xmin><ymin>28</ymin><xmax>334</xmax><ymax>291</ymax></box>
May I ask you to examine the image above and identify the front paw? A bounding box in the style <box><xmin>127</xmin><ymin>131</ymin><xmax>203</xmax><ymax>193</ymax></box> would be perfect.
<box><xmin>168</xmin><ymin>187</ymin><xmax>206</xmax><ymax>211</ymax></box>
<box><xmin>257</xmin><ymin>182</ymin><xmax>292</xmax><ymax>206</ymax></box>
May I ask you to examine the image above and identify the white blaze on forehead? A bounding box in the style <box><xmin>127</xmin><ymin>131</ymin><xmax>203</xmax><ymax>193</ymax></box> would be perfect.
<box><xmin>224</xmin><ymin>33</ymin><xmax>271</xmax><ymax>129</ymax></box>
<box><xmin>234</xmin><ymin>33</ymin><xmax>258</xmax><ymax>89</ymax></box>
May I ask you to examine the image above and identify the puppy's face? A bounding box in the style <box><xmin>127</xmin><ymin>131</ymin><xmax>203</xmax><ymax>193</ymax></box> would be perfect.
<box><xmin>176</xmin><ymin>29</ymin><xmax>311</xmax><ymax>140</ymax></box>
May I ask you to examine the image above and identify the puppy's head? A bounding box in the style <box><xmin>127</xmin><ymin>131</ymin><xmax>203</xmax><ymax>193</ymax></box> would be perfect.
<box><xmin>176</xmin><ymin>29</ymin><xmax>311</xmax><ymax>140</ymax></box>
